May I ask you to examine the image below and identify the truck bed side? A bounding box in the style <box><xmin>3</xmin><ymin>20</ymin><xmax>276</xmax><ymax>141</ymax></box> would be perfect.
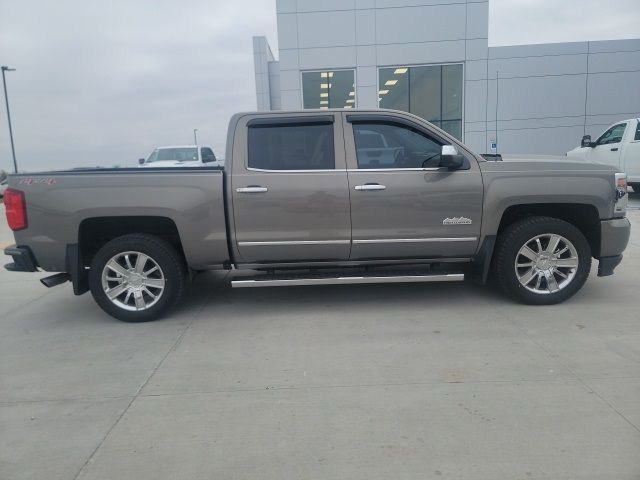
<box><xmin>9</xmin><ymin>168</ymin><xmax>229</xmax><ymax>271</ymax></box>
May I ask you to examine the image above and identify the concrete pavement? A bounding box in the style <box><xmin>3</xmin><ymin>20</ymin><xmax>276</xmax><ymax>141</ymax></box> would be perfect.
<box><xmin>1</xmin><ymin>198</ymin><xmax>639</xmax><ymax>480</ymax></box>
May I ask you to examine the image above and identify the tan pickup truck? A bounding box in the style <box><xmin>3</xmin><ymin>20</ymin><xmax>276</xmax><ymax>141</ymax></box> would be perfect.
<box><xmin>4</xmin><ymin>109</ymin><xmax>631</xmax><ymax>321</ymax></box>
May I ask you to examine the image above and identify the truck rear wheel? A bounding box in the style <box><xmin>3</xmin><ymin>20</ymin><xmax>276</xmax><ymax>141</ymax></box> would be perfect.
<box><xmin>493</xmin><ymin>216</ymin><xmax>591</xmax><ymax>305</ymax></box>
<box><xmin>88</xmin><ymin>234</ymin><xmax>186</xmax><ymax>322</ymax></box>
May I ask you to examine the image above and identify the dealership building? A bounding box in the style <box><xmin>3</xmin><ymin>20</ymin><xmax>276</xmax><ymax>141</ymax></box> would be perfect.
<box><xmin>253</xmin><ymin>0</ymin><xmax>640</xmax><ymax>155</ymax></box>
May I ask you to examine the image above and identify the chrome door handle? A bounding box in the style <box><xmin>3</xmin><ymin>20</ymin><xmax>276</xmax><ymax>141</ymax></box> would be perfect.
<box><xmin>236</xmin><ymin>186</ymin><xmax>268</xmax><ymax>193</ymax></box>
<box><xmin>611</xmin><ymin>147</ymin><xmax>619</xmax><ymax>151</ymax></box>
<box><xmin>354</xmin><ymin>184</ymin><xmax>386</xmax><ymax>191</ymax></box>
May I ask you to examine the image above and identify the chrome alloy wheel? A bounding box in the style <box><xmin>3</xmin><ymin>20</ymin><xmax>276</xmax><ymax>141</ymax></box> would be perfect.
<box><xmin>101</xmin><ymin>251</ymin><xmax>165</xmax><ymax>311</ymax></box>
<box><xmin>514</xmin><ymin>234</ymin><xmax>579</xmax><ymax>295</ymax></box>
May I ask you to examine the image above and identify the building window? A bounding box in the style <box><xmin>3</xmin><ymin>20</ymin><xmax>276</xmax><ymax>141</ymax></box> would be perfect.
<box><xmin>378</xmin><ymin>64</ymin><xmax>463</xmax><ymax>140</ymax></box>
<box><xmin>302</xmin><ymin>70</ymin><xmax>355</xmax><ymax>109</ymax></box>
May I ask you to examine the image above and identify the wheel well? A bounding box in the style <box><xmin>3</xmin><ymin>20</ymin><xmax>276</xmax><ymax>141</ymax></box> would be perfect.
<box><xmin>497</xmin><ymin>204</ymin><xmax>601</xmax><ymax>256</ymax></box>
<box><xmin>78</xmin><ymin>216</ymin><xmax>185</xmax><ymax>266</ymax></box>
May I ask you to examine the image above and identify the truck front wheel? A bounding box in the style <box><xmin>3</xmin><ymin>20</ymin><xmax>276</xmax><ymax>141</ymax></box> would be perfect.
<box><xmin>493</xmin><ymin>216</ymin><xmax>591</xmax><ymax>305</ymax></box>
<box><xmin>88</xmin><ymin>234</ymin><xmax>186</xmax><ymax>322</ymax></box>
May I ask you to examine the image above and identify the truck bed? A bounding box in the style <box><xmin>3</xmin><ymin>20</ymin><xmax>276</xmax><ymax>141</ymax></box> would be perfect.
<box><xmin>9</xmin><ymin>167</ymin><xmax>230</xmax><ymax>271</ymax></box>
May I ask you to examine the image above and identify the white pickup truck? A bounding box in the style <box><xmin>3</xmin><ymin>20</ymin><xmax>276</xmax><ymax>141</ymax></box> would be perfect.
<box><xmin>138</xmin><ymin>145</ymin><xmax>222</xmax><ymax>168</ymax></box>
<box><xmin>567</xmin><ymin>118</ymin><xmax>640</xmax><ymax>191</ymax></box>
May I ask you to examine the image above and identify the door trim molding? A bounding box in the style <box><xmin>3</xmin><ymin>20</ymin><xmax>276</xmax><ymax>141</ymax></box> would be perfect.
<box><xmin>238</xmin><ymin>240</ymin><xmax>350</xmax><ymax>246</ymax></box>
<box><xmin>353</xmin><ymin>237</ymin><xmax>478</xmax><ymax>244</ymax></box>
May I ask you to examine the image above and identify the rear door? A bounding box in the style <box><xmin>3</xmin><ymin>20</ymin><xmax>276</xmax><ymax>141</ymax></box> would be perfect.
<box><xmin>231</xmin><ymin>113</ymin><xmax>351</xmax><ymax>263</ymax></box>
<box><xmin>344</xmin><ymin>113</ymin><xmax>483</xmax><ymax>260</ymax></box>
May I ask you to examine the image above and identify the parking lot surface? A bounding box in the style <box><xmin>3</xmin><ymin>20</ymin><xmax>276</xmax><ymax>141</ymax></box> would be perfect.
<box><xmin>1</xmin><ymin>195</ymin><xmax>640</xmax><ymax>480</ymax></box>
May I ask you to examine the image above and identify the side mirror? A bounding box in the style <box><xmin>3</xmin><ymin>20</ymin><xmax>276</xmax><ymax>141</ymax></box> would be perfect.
<box><xmin>581</xmin><ymin>135</ymin><xmax>592</xmax><ymax>148</ymax></box>
<box><xmin>138</xmin><ymin>158</ymin><xmax>145</xmax><ymax>165</ymax></box>
<box><xmin>439</xmin><ymin>145</ymin><xmax>464</xmax><ymax>170</ymax></box>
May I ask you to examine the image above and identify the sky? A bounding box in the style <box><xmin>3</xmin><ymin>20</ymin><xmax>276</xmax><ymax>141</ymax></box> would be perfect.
<box><xmin>1</xmin><ymin>0</ymin><xmax>639</xmax><ymax>172</ymax></box>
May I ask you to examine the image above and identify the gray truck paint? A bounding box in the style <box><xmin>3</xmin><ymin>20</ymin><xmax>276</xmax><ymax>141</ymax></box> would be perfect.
<box><xmin>5</xmin><ymin>109</ymin><xmax>630</xmax><ymax>277</ymax></box>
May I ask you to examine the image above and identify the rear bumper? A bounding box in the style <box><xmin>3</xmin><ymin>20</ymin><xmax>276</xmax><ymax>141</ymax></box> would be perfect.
<box><xmin>4</xmin><ymin>245</ymin><xmax>39</xmax><ymax>272</ymax></box>
<box><xmin>597</xmin><ymin>217</ymin><xmax>631</xmax><ymax>277</ymax></box>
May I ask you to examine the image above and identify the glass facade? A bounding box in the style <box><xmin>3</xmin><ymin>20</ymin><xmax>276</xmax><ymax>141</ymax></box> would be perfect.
<box><xmin>302</xmin><ymin>70</ymin><xmax>355</xmax><ymax>109</ymax></box>
<box><xmin>378</xmin><ymin>64</ymin><xmax>463</xmax><ymax>139</ymax></box>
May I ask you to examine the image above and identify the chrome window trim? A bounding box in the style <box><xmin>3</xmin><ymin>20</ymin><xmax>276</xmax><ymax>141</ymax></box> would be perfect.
<box><xmin>353</xmin><ymin>237</ymin><xmax>477</xmax><ymax>244</ymax></box>
<box><xmin>239</xmin><ymin>240</ymin><xmax>350</xmax><ymax>246</ymax></box>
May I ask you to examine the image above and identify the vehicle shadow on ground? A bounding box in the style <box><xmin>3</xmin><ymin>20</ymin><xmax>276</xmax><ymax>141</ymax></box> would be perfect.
<box><xmin>184</xmin><ymin>270</ymin><xmax>511</xmax><ymax>316</ymax></box>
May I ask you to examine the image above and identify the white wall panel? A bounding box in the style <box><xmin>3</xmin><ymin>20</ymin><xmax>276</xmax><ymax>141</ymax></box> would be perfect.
<box><xmin>277</xmin><ymin>13</ymin><xmax>298</xmax><ymax>49</ymax></box>
<box><xmin>355</xmin><ymin>9</ymin><xmax>375</xmax><ymax>45</ymax></box>
<box><xmin>375</xmin><ymin>4</ymin><xmax>466</xmax><ymax>44</ymax></box>
<box><xmin>355</xmin><ymin>85</ymin><xmax>378</xmax><ymax>109</ymax></box>
<box><xmin>278</xmin><ymin>49</ymin><xmax>299</xmax><ymax>71</ymax></box>
<box><xmin>298</xmin><ymin>46</ymin><xmax>357</xmax><ymax>70</ymax></box>
<box><xmin>280</xmin><ymin>89</ymin><xmax>302</xmax><ymax>109</ymax></box>
<box><xmin>296</xmin><ymin>0</ymin><xmax>354</xmax><ymax>12</ymax></box>
<box><xmin>488</xmin><ymin>54</ymin><xmax>587</xmax><ymax>79</ymax></box>
<box><xmin>356</xmin><ymin>45</ymin><xmax>376</xmax><ymax>66</ymax></box>
<box><xmin>464</xmin><ymin>79</ymin><xmax>488</xmax><ymax>123</ymax></box>
<box><xmin>466</xmin><ymin>2</ymin><xmax>488</xmax><ymax>39</ymax></box>
<box><xmin>490</xmin><ymin>42</ymin><xmax>587</xmax><ymax>59</ymax></box>
<box><xmin>465</xmin><ymin>38</ymin><xmax>488</xmax><ymax>60</ymax></box>
<box><xmin>586</xmin><ymin>71</ymin><xmax>640</xmax><ymax>115</ymax></box>
<box><xmin>588</xmin><ymin>50</ymin><xmax>640</xmax><ymax>74</ymax></box>
<box><xmin>589</xmin><ymin>38</ymin><xmax>640</xmax><ymax>54</ymax></box>
<box><xmin>355</xmin><ymin>0</ymin><xmax>375</xmax><ymax>9</ymax></box>
<box><xmin>377</xmin><ymin>40</ymin><xmax>466</xmax><ymax>66</ymax></box>
<box><xmin>276</xmin><ymin>0</ymin><xmax>296</xmax><ymax>13</ymax></box>
<box><xmin>492</xmin><ymin>75</ymin><xmax>586</xmax><ymax>120</ymax></box>
<box><xmin>356</xmin><ymin>66</ymin><xmax>377</xmax><ymax>87</ymax></box>
<box><xmin>279</xmin><ymin>69</ymin><xmax>300</xmax><ymax>91</ymax></box>
<box><xmin>297</xmin><ymin>11</ymin><xmax>355</xmax><ymax>48</ymax></box>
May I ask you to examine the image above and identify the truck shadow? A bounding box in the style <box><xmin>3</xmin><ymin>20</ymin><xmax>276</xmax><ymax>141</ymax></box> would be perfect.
<box><xmin>180</xmin><ymin>270</ymin><xmax>510</xmax><ymax>318</ymax></box>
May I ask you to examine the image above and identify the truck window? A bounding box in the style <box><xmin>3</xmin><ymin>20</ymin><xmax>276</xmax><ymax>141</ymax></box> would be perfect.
<box><xmin>595</xmin><ymin>123</ymin><xmax>626</xmax><ymax>146</ymax></box>
<box><xmin>352</xmin><ymin>122</ymin><xmax>443</xmax><ymax>169</ymax></box>
<box><xmin>635</xmin><ymin>120</ymin><xmax>640</xmax><ymax>141</ymax></box>
<box><xmin>200</xmin><ymin>147</ymin><xmax>216</xmax><ymax>162</ymax></box>
<box><xmin>248</xmin><ymin>123</ymin><xmax>335</xmax><ymax>170</ymax></box>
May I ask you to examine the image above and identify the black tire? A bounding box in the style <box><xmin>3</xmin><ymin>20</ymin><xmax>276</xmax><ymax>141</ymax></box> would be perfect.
<box><xmin>89</xmin><ymin>234</ymin><xmax>186</xmax><ymax>322</ymax></box>
<box><xmin>493</xmin><ymin>216</ymin><xmax>592</xmax><ymax>305</ymax></box>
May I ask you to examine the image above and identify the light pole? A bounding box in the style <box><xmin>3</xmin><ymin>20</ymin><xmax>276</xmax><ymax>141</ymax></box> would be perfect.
<box><xmin>1</xmin><ymin>66</ymin><xmax>18</xmax><ymax>173</ymax></box>
<box><xmin>193</xmin><ymin>128</ymin><xmax>198</xmax><ymax>145</ymax></box>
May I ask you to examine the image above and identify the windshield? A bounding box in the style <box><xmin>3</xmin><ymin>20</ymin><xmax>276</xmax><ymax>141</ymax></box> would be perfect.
<box><xmin>146</xmin><ymin>147</ymin><xmax>199</xmax><ymax>163</ymax></box>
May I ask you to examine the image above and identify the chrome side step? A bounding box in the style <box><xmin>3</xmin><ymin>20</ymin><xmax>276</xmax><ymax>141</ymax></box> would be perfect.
<box><xmin>231</xmin><ymin>271</ymin><xmax>464</xmax><ymax>288</ymax></box>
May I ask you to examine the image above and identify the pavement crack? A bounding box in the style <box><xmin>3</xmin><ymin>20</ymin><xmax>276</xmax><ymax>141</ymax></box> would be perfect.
<box><xmin>71</xmin><ymin>272</ymin><xmax>229</xmax><ymax>480</ymax></box>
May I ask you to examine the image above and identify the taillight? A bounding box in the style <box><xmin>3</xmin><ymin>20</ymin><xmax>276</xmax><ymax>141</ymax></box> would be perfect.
<box><xmin>4</xmin><ymin>188</ymin><xmax>28</xmax><ymax>231</ymax></box>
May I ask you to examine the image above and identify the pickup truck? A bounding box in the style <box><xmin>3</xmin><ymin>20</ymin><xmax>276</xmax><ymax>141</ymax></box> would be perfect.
<box><xmin>3</xmin><ymin>109</ymin><xmax>631</xmax><ymax>322</ymax></box>
<box><xmin>567</xmin><ymin>118</ymin><xmax>640</xmax><ymax>190</ymax></box>
<box><xmin>139</xmin><ymin>145</ymin><xmax>222</xmax><ymax>168</ymax></box>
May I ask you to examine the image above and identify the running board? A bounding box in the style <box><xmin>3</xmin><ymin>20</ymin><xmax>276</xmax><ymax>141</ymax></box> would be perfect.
<box><xmin>231</xmin><ymin>271</ymin><xmax>464</xmax><ymax>288</ymax></box>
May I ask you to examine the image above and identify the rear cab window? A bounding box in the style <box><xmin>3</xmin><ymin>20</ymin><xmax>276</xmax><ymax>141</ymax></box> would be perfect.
<box><xmin>247</xmin><ymin>119</ymin><xmax>335</xmax><ymax>171</ymax></box>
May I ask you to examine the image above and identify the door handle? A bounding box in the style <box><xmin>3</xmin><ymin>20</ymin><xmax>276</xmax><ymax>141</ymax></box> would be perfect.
<box><xmin>611</xmin><ymin>147</ymin><xmax>619</xmax><ymax>151</ymax></box>
<box><xmin>236</xmin><ymin>186</ymin><xmax>268</xmax><ymax>193</ymax></box>
<box><xmin>354</xmin><ymin>183</ymin><xmax>386</xmax><ymax>191</ymax></box>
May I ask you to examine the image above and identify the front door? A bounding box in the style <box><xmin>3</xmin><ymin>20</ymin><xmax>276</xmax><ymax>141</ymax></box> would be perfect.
<box><xmin>589</xmin><ymin>122</ymin><xmax>627</xmax><ymax>168</ymax></box>
<box><xmin>231</xmin><ymin>114</ymin><xmax>351</xmax><ymax>263</ymax></box>
<box><xmin>344</xmin><ymin>114</ymin><xmax>483</xmax><ymax>260</ymax></box>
